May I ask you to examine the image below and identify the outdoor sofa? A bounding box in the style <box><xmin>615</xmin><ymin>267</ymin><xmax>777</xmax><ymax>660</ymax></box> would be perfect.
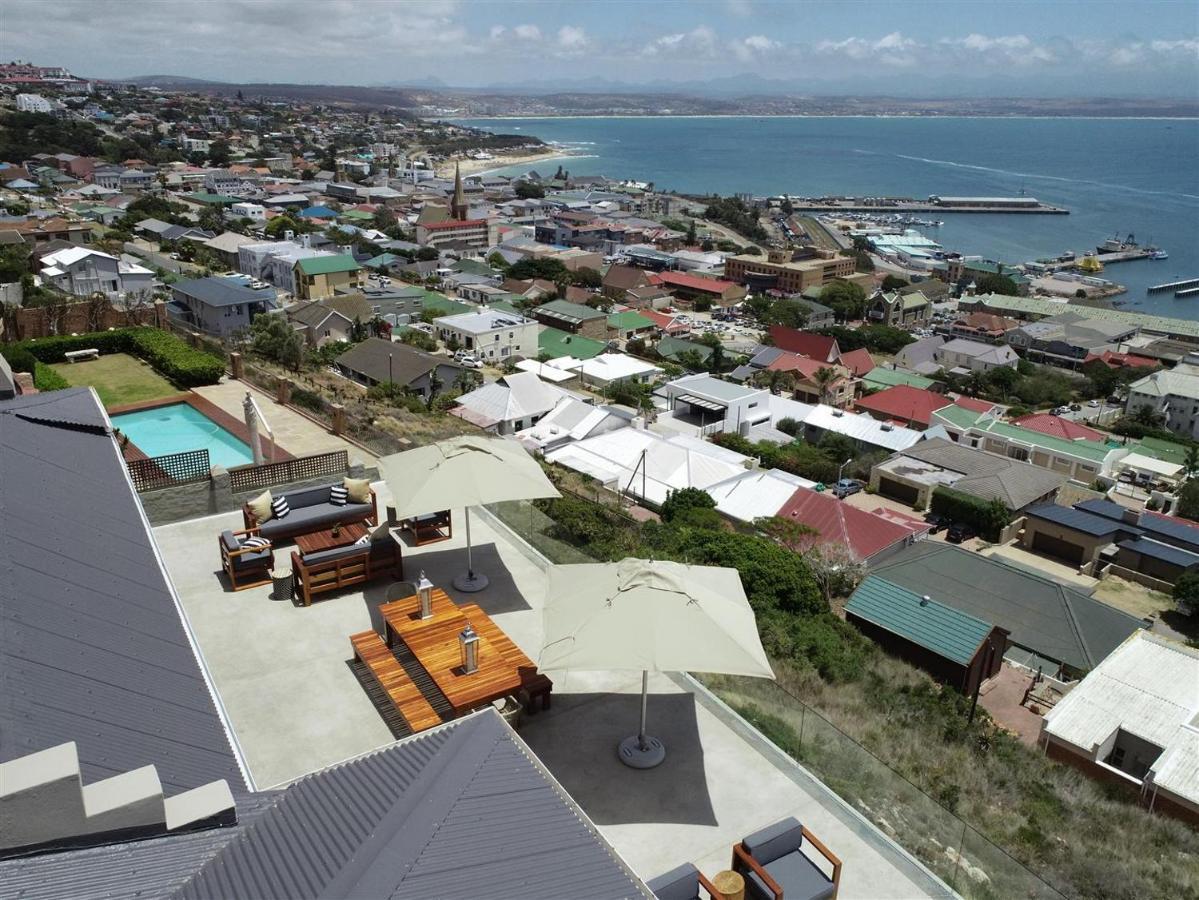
<box><xmin>732</xmin><ymin>816</ymin><xmax>841</xmax><ymax>900</ymax></box>
<box><xmin>646</xmin><ymin>862</ymin><xmax>719</xmax><ymax>900</ymax></box>
<box><xmin>243</xmin><ymin>483</ymin><xmax>377</xmax><ymax>542</ymax></box>
<box><xmin>290</xmin><ymin>531</ymin><xmax>402</xmax><ymax>606</ymax></box>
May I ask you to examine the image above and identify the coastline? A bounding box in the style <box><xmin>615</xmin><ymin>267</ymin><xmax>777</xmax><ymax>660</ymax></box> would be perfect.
<box><xmin>436</xmin><ymin>149</ymin><xmax>580</xmax><ymax>178</ymax></box>
<box><xmin>445</xmin><ymin>113</ymin><xmax>1199</xmax><ymax>122</ymax></box>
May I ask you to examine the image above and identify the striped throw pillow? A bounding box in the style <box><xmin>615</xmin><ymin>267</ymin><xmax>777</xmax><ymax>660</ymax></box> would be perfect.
<box><xmin>242</xmin><ymin>536</ymin><xmax>270</xmax><ymax>550</ymax></box>
<box><xmin>329</xmin><ymin>485</ymin><xmax>349</xmax><ymax>506</ymax></box>
<box><xmin>270</xmin><ymin>496</ymin><xmax>290</xmax><ymax>519</ymax></box>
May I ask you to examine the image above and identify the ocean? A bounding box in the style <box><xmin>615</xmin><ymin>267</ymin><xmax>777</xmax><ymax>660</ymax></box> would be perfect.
<box><xmin>451</xmin><ymin>116</ymin><xmax>1199</xmax><ymax>319</ymax></box>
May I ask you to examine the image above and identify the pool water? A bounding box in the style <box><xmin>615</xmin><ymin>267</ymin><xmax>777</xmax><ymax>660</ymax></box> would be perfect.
<box><xmin>111</xmin><ymin>403</ymin><xmax>255</xmax><ymax>468</ymax></box>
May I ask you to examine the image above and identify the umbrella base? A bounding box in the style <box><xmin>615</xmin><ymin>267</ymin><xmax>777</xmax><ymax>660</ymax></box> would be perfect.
<box><xmin>453</xmin><ymin>571</ymin><xmax>489</xmax><ymax>593</ymax></box>
<box><xmin>618</xmin><ymin>734</ymin><xmax>665</xmax><ymax>769</ymax></box>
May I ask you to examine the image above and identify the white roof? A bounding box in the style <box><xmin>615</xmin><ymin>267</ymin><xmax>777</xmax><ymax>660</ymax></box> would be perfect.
<box><xmin>435</xmin><ymin>308</ymin><xmax>532</xmax><ymax>334</ymax></box>
<box><xmin>768</xmin><ymin>396</ymin><xmax>924</xmax><ymax>452</ymax></box>
<box><xmin>1043</xmin><ymin>632</ymin><xmax>1199</xmax><ymax>805</ymax></box>
<box><xmin>516</xmin><ymin>397</ymin><xmax>627</xmax><ymax>450</ymax></box>
<box><xmin>579</xmin><ymin>354</ymin><xmax>662</xmax><ymax>381</ymax></box>
<box><xmin>705</xmin><ymin>468</ymin><xmax>815</xmax><ymax>523</ymax></box>
<box><xmin>1118</xmin><ymin>453</ymin><xmax>1183</xmax><ymax>479</ymax></box>
<box><xmin>1129</xmin><ymin>367</ymin><xmax>1199</xmax><ymax>401</ymax></box>
<box><xmin>454</xmin><ymin>371</ymin><xmax>565</xmax><ymax>426</ymax></box>
<box><xmin>545</xmin><ymin>428</ymin><xmax>748</xmax><ymax>506</ymax></box>
<box><xmin>515</xmin><ymin>359</ymin><xmax>578</xmax><ymax>384</ymax></box>
<box><xmin>118</xmin><ymin>260</ymin><xmax>153</xmax><ymax>276</ymax></box>
<box><xmin>40</xmin><ymin>246</ymin><xmax>116</xmax><ymax>268</ymax></box>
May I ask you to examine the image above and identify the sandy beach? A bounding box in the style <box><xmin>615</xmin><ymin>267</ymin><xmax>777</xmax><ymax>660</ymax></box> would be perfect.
<box><xmin>436</xmin><ymin>148</ymin><xmax>578</xmax><ymax>178</ymax></box>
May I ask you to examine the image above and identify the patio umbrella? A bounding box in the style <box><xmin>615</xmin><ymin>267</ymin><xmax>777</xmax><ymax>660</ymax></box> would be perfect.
<box><xmin>378</xmin><ymin>435</ymin><xmax>560</xmax><ymax>592</ymax></box>
<box><xmin>540</xmin><ymin>558</ymin><xmax>774</xmax><ymax>769</ymax></box>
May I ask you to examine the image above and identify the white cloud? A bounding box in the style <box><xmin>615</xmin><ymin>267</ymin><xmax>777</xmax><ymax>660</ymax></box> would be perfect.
<box><xmin>731</xmin><ymin>34</ymin><xmax>780</xmax><ymax>61</ymax></box>
<box><xmin>556</xmin><ymin>25</ymin><xmax>589</xmax><ymax>53</ymax></box>
<box><xmin>513</xmin><ymin>23</ymin><xmax>541</xmax><ymax>41</ymax></box>
<box><xmin>643</xmin><ymin>26</ymin><xmax>718</xmax><ymax>58</ymax></box>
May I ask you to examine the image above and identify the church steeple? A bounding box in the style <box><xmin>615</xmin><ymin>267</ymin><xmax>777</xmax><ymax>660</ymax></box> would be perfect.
<box><xmin>451</xmin><ymin>161</ymin><xmax>468</xmax><ymax>220</ymax></box>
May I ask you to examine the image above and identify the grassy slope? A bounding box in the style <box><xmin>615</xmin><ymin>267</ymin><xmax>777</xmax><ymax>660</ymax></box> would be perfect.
<box><xmin>50</xmin><ymin>352</ymin><xmax>180</xmax><ymax>408</ymax></box>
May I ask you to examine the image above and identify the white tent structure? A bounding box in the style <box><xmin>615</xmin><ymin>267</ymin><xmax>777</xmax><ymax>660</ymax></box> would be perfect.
<box><xmin>379</xmin><ymin>436</ymin><xmax>560</xmax><ymax>591</ymax></box>
<box><xmin>541</xmin><ymin>559</ymin><xmax>773</xmax><ymax>768</ymax></box>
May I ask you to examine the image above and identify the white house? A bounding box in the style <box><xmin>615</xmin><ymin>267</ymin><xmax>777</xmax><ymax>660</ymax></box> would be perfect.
<box><xmin>433</xmin><ymin>308</ymin><xmax>539</xmax><ymax>363</ymax></box>
<box><xmin>516</xmin><ymin>397</ymin><xmax>633</xmax><ymax>453</ymax></box>
<box><xmin>451</xmin><ymin>371</ymin><xmax>569</xmax><ymax>434</ymax></box>
<box><xmin>575</xmin><ymin>354</ymin><xmax>663</xmax><ymax>390</ymax></box>
<box><xmin>657</xmin><ymin>373</ymin><xmax>771</xmax><ymax>435</ymax></box>
<box><xmin>1126</xmin><ymin>358</ymin><xmax>1199</xmax><ymax>441</ymax></box>
<box><xmin>39</xmin><ymin>247</ymin><xmax>122</xmax><ymax>296</ymax></box>
<box><xmin>238</xmin><ymin>240</ymin><xmax>333</xmax><ymax>296</ymax></box>
<box><xmin>936</xmin><ymin>338</ymin><xmax>1019</xmax><ymax>374</ymax></box>
<box><xmin>231</xmin><ymin>202</ymin><xmax>266</xmax><ymax>222</ymax></box>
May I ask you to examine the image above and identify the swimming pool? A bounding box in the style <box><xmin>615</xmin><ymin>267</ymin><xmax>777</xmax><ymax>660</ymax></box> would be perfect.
<box><xmin>111</xmin><ymin>402</ymin><xmax>255</xmax><ymax>468</ymax></box>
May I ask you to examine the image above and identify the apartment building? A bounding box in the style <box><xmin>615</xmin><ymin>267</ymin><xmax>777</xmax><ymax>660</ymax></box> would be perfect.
<box><xmin>415</xmin><ymin>218</ymin><xmax>491</xmax><ymax>251</ymax></box>
<box><xmin>724</xmin><ymin>248</ymin><xmax>857</xmax><ymax>294</ymax></box>
<box><xmin>433</xmin><ymin>308</ymin><xmax>539</xmax><ymax>362</ymax></box>
<box><xmin>1125</xmin><ymin>357</ymin><xmax>1199</xmax><ymax>440</ymax></box>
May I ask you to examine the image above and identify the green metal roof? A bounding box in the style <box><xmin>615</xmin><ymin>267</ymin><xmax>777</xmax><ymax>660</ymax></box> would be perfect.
<box><xmin>186</xmin><ymin>192</ymin><xmax>239</xmax><ymax>205</ymax></box>
<box><xmin>1132</xmin><ymin>436</ymin><xmax>1190</xmax><ymax>467</ymax></box>
<box><xmin>538</xmin><ymin>327</ymin><xmax>606</xmax><ymax>360</ymax></box>
<box><xmin>607</xmin><ymin>310</ymin><xmax>655</xmax><ymax>331</ymax></box>
<box><xmin>338</xmin><ymin>209</ymin><xmax>373</xmax><ymax>221</ymax></box>
<box><xmin>970</xmin><ymin>294</ymin><xmax>1199</xmax><ymax>339</ymax></box>
<box><xmin>488</xmin><ymin>299</ymin><xmax>524</xmax><ymax>316</ymax></box>
<box><xmin>846</xmin><ymin>576</ymin><xmax>994</xmax><ymax>665</ymax></box>
<box><xmin>421</xmin><ymin>293</ymin><xmax>472</xmax><ymax>316</ymax></box>
<box><xmin>363</xmin><ymin>253</ymin><xmax>401</xmax><ymax>268</ymax></box>
<box><xmin>296</xmin><ymin>254</ymin><xmax>360</xmax><ymax>276</ymax></box>
<box><xmin>976</xmin><ymin>418</ymin><xmax>1112</xmax><ymax>462</ymax></box>
<box><xmin>862</xmin><ymin>368</ymin><xmax>935</xmax><ymax>390</ymax></box>
<box><xmin>931</xmin><ymin>404</ymin><xmax>987</xmax><ymax>429</ymax></box>
<box><xmin>656</xmin><ymin>335</ymin><xmax>714</xmax><ymax>363</ymax></box>
<box><xmin>901</xmin><ymin>292</ymin><xmax>930</xmax><ymax>310</ymax></box>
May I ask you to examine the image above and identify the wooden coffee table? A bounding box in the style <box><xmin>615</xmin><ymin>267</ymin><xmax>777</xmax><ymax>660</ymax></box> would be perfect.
<box><xmin>295</xmin><ymin>522</ymin><xmax>368</xmax><ymax>556</ymax></box>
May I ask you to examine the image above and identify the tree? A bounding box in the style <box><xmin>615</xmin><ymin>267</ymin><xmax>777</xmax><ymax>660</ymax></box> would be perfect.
<box><xmin>880</xmin><ymin>274</ymin><xmax>909</xmax><ymax>291</ymax></box>
<box><xmin>1129</xmin><ymin>404</ymin><xmax>1166</xmax><ymax>429</ymax></box>
<box><xmin>986</xmin><ymin>365</ymin><xmax>1019</xmax><ymax>397</ymax></box>
<box><xmin>513</xmin><ymin>181</ymin><xmax>545</xmax><ymax>199</ymax></box>
<box><xmin>1173</xmin><ymin>570</ymin><xmax>1199</xmax><ymax>612</ymax></box>
<box><xmin>372</xmin><ymin>205</ymin><xmax>397</xmax><ymax>231</ymax></box>
<box><xmin>207</xmin><ymin>139</ymin><xmax>231</xmax><ymax>167</ymax></box>
<box><xmin>250</xmin><ymin>314</ymin><xmax>305</xmax><ymax>371</ymax></box>
<box><xmin>813</xmin><ymin>366</ymin><xmax>840</xmax><ymax>405</ymax></box>
<box><xmin>820</xmin><ymin>280</ymin><xmax>867</xmax><ymax>323</ymax></box>
<box><xmin>197</xmin><ymin>205</ymin><xmax>225</xmax><ymax>233</ymax></box>
<box><xmin>1177</xmin><ymin>479</ymin><xmax>1199</xmax><ymax>522</ymax></box>
<box><xmin>779</xmin><ymin>198</ymin><xmax>794</xmax><ymax>216</ymax></box>
<box><xmin>486</xmin><ymin>251</ymin><xmax>510</xmax><ymax>271</ymax></box>
<box><xmin>975</xmin><ymin>273</ymin><xmax>1020</xmax><ymax>296</ymax></box>
<box><xmin>686</xmin><ymin>219</ymin><xmax>697</xmax><ymax>245</ymax></box>
<box><xmin>571</xmin><ymin>266</ymin><xmax>602</xmax><ymax>289</ymax></box>
<box><xmin>661</xmin><ymin>487</ymin><xmax>721</xmax><ymax>528</ymax></box>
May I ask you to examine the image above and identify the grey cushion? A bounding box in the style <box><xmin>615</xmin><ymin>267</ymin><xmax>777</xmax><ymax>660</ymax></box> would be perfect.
<box><xmin>257</xmin><ymin>502</ymin><xmax>372</xmax><ymax>538</ymax></box>
<box><xmin>745</xmin><ymin>850</ymin><xmax>834</xmax><ymax>900</ymax></box>
<box><xmin>285</xmin><ymin>484</ymin><xmax>344</xmax><ymax>509</ymax></box>
<box><xmin>220</xmin><ymin>530</ymin><xmax>240</xmax><ymax>553</ymax></box>
<box><xmin>646</xmin><ymin>863</ymin><xmax>700</xmax><ymax>900</ymax></box>
<box><xmin>744</xmin><ymin>817</ymin><xmax>803</xmax><ymax>864</ymax></box>
<box><xmin>231</xmin><ymin>548</ymin><xmax>272</xmax><ymax>569</ymax></box>
<box><xmin>301</xmin><ymin>543</ymin><xmax>370</xmax><ymax>567</ymax></box>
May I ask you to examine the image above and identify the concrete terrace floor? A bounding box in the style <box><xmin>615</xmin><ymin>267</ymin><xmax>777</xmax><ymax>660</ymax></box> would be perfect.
<box><xmin>155</xmin><ymin>484</ymin><xmax>947</xmax><ymax>899</ymax></box>
<box><xmin>191</xmin><ymin>379</ymin><xmax>380</xmax><ymax>468</ymax></box>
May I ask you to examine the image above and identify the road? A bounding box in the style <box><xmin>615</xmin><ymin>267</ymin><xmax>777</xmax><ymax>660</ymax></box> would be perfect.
<box><xmin>123</xmin><ymin>241</ymin><xmax>204</xmax><ymax>276</ymax></box>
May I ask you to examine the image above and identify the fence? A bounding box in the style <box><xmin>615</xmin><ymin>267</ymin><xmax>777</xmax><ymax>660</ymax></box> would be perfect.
<box><xmin>228</xmin><ymin>450</ymin><xmax>349</xmax><ymax>493</ymax></box>
<box><xmin>127</xmin><ymin>449</ymin><xmax>211</xmax><ymax>492</ymax></box>
<box><xmin>486</xmin><ymin>494</ymin><xmax>1067</xmax><ymax>900</ymax></box>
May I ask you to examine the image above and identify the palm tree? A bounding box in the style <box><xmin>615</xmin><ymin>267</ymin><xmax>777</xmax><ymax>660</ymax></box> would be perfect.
<box><xmin>813</xmin><ymin>367</ymin><xmax>840</xmax><ymax>406</ymax></box>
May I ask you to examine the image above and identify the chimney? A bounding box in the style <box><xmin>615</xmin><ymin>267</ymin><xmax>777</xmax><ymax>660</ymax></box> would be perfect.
<box><xmin>284</xmin><ymin>229</ymin><xmax>294</xmax><ymax>242</ymax></box>
<box><xmin>1121</xmin><ymin>506</ymin><xmax>1141</xmax><ymax>526</ymax></box>
<box><xmin>920</xmin><ymin>595</ymin><xmax>931</xmax><ymax>607</ymax></box>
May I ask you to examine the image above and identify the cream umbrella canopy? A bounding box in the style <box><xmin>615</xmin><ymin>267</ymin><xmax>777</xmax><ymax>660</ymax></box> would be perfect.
<box><xmin>378</xmin><ymin>435</ymin><xmax>560</xmax><ymax>591</ymax></box>
<box><xmin>541</xmin><ymin>558</ymin><xmax>774</xmax><ymax>769</ymax></box>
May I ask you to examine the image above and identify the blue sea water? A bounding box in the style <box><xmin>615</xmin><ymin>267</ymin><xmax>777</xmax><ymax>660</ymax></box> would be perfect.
<box><xmin>452</xmin><ymin>116</ymin><xmax>1199</xmax><ymax>318</ymax></box>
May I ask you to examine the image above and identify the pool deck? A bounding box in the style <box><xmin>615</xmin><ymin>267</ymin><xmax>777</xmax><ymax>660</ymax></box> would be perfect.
<box><xmin>108</xmin><ymin>393</ymin><xmax>293</xmax><ymax>462</ymax></box>
<box><xmin>192</xmin><ymin>379</ymin><xmax>379</xmax><ymax>468</ymax></box>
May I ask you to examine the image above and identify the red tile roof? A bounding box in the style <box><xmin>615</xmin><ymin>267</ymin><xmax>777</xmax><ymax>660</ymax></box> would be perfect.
<box><xmin>952</xmin><ymin>395</ymin><xmax>1000</xmax><ymax>414</ymax></box>
<box><xmin>655</xmin><ymin>270</ymin><xmax>738</xmax><ymax>294</ymax></box>
<box><xmin>765</xmin><ymin>353</ymin><xmax>848</xmax><ymax>383</ymax></box>
<box><xmin>1012</xmin><ymin>414</ymin><xmax>1106</xmax><ymax>443</ymax></box>
<box><xmin>768</xmin><ymin>326</ymin><xmax>839</xmax><ymax>362</ymax></box>
<box><xmin>642</xmin><ymin>310</ymin><xmax>689</xmax><ymax>333</ymax></box>
<box><xmin>776</xmin><ymin>488</ymin><xmax>919</xmax><ymax>562</ymax></box>
<box><xmin>855</xmin><ymin>385</ymin><xmax>952</xmax><ymax>428</ymax></box>
<box><xmin>839</xmin><ymin>347</ymin><xmax>875</xmax><ymax>377</ymax></box>
<box><xmin>1083</xmin><ymin>350</ymin><xmax>1160</xmax><ymax>370</ymax></box>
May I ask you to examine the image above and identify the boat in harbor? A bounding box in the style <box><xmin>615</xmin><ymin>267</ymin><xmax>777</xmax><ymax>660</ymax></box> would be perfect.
<box><xmin>1151</xmin><ymin>249</ymin><xmax>1169</xmax><ymax>260</ymax></box>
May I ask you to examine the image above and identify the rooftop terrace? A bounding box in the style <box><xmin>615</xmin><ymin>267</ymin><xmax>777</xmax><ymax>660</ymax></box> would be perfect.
<box><xmin>155</xmin><ymin>481</ymin><xmax>955</xmax><ymax>897</ymax></box>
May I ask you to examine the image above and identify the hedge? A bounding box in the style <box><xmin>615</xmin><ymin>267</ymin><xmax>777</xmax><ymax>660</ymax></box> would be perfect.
<box><xmin>929</xmin><ymin>486</ymin><xmax>1012</xmax><ymax>541</ymax></box>
<box><xmin>11</xmin><ymin>327</ymin><xmax>224</xmax><ymax>388</ymax></box>
<box><xmin>33</xmin><ymin>362</ymin><xmax>70</xmax><ymax>391</ymax></box>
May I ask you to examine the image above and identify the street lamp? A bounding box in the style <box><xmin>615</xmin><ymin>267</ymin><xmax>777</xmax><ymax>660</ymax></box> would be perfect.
<box><xmin>837</xmin><ymin>457</ymin><xmax>852</xmax><ymax>484</ymax></box>
<box><xmin>388</xmin><ymin>351</ymin><xmax>393</xmax><ymax>386</ymax></box>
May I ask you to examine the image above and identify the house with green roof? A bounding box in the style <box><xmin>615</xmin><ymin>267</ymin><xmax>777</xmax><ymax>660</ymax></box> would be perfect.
<box><xmin>928</xmin><ymin>411</ymin><xmax>1131</xmax><ymax>483</ymax></box>
<box><xmin>866</xmin><ymin>289</ymin><xmax>932</xmax><ymax>328</ymax></box>
<box><xmin>607</xmin><ymin>310</ymin><xmax>656</xmax><ymax>340</ymax></box>
<box><xmin>961</xmin><ymin>293</ymin><xmax>1199</xmax><ymax>341</ymax></box>
<box><xmin>656</xmin><ymin>335</ymin><xmax>714</xmax><ymax>368</ymax></box>
<box><xmin>294</xmin><ymin>253</ymin><xmax>364</xmax><ymax>300</ymax></box>
<box><xmin>420</xmin><ymin>293</ymin><xmax>472</xmax><ymax>317</ymax></box>
<box><xmin>846</xmin><ymin>575</ymin><xmax>1007</xmax><ymax>695</ymax></box>
<box><xmin>531</xmin><ymin>299</ymin><xmax>609</xmax><ymax>340</ymax></box>
<box><xmin>185</xmin><ymin>192</ymin><xmax>239</xmax><ymax>206</ymax></box>
<box><xmin>861</xmin><ymin>367</ymin><xmax>936</xmax><ymax>392</ymax></box>
<box><xmin>538</xmin><ymin>327</ymin><xmax>606</xmax><ymax>361</ymax></box>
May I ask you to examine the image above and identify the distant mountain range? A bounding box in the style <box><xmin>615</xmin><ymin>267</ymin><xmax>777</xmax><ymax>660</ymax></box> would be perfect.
<box><xmin>117</xmin><ymin>74</ymin><xmax>1198</xmax><ymax>118</ymax></box>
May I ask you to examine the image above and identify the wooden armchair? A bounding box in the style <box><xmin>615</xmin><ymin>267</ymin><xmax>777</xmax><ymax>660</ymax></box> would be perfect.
<box><xmin>219</xmin><ymin>527</ymin><xmax>274</xmax><ymax>591</ymax></box>
<box><xmin>400</xmin><ymin>510</ymin><xmax>453</xmax><ymax>546</ymax></box>
<box><xmin>732</xmin><ymin>817</ymin><xmax>841</xmax><ymax>900</ymax></box>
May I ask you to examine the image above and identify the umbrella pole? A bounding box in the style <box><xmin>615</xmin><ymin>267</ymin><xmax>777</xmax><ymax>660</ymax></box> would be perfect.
<box><xmin>452</xmin><ymin>506</ymin><xmax>489</xmax><ymax>593</ymax></box>
<box><xmin>618</xmin><ymin>669</ymin><xmax>665</xmax><ymax>769</ymax></box>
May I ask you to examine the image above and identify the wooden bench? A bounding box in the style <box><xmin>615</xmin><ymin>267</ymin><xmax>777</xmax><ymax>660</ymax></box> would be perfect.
<box><xmin>64</xmin><ymin>348</ymin><xmax>99</xmax><ymax>363</ymax></box>
<box><xmin>291</xmin><ymin>541</ymin><xmax>401</xmax><ymax>606</ymax></box>
<box><xmin>350</xmin><ymin>630</ymin><xmax>442</xmax><ymax>733</ymax></box>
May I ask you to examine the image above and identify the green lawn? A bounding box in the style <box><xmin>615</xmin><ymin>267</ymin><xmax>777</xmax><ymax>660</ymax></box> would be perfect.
<box><xmin>50</xmin><ymin>352</ymin><xmax>181</xmax><ymax>408</ymax></box>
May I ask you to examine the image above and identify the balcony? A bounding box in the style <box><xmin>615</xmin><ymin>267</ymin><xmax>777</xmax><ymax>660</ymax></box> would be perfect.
<box><xmin>153</xmin><ymin>484</ymin><xmax>1059</xmax><ymax>898</ymax></box>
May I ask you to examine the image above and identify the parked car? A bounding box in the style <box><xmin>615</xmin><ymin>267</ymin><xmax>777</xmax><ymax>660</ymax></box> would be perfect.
<box><xmin>1069</xmin><ymin>403</ymin><xmax>1082</xmax><ymax>412</ymax></box>
<box><xmin>1088</xmin><ymin>399</ymin><xmax>1101</xmax><ymax>407</ymax></box>
<box><xmin>1107</xmin><ymin>395</ymin><xmax>1122</xmax><ymax>405</ymax></box>
<box><xmin>832</xmin><ymin>478</ymin><xmax>863</xmax><ymax>499</ymax></box>
<box><xmin>453</xmin><ymin>352</ymin><xmax>482</xmax><ymax>369</ymax></box>
<box><xmin>946</xmin><ymin>522</ymin><xmax>977</xmax><ymax>544</ymax></box>
<box><xmin>924</xmin><ymin>512</ymin><xmax>949</xmax><ymax>534</ymax></box>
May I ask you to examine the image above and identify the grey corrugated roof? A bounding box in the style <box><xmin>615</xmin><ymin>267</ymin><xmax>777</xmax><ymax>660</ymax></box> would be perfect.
<box><xmin>0</xmin><ymin>794</ymin><xmax>281</xmax><ymax>900</ymax></box>
<box><xmin>175</xmin><ymin>711</ymin><xmax>647</xmax><ymax>900</ymax></box>
<box><xmin>173</xmin><ymin>276</ymin><xmax>272</xmax><ymax>308</ymax></box>
<box><xmin>1078</xmin><ymin>498</ymin><xmax>1199</xmax><ymax>549</ymax></box>
<box><xmin>0</xmin><ymin>389</ymin><xmax>245</xmax><ymax>794</ymax></box>
<box><xmin>872</xmin><ymin>543</ymin><xmax>1143</xmax><ymax>671</ymax></box>
<box><xmin>1117</xmin><ymin>537</ymin><xmax>1199</xmax><ymax>569</ymax></box>
<box><xmin>898</xmin><ymin>437</ymin><xmax>1067</xmax><ymax>510</ymax></box>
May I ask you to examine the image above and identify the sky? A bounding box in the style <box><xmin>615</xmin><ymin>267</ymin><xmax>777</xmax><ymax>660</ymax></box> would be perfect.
<box><xmin>5</xmin><ymin>0</ymin><xmax>1198</xmax><ymax>96</ymax></box>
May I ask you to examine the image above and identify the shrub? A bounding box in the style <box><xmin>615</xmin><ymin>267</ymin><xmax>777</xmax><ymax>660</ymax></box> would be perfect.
<box><xmin>660</xmin><ymin>486</ymin><xmax>716</xmax><ymax>523</ymax></box>
<box><xmin>930</xmin><ymin>486</ymin><xmax>1012</xmax><ymax>540</ymax></box>
<box><xmin>33</xmin><ymin>362</ymin><xmax>69</xmax><ymax>391</ymax></box>
<box><xmin>1173</xmin><ymin>570</ymin><xmax>1199</xmax><ymax>610</ymax></box>
<box><xmin>1</xmin><ymin>345</ymin><xmax>38</xmax><ymax>374</ymax></box>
